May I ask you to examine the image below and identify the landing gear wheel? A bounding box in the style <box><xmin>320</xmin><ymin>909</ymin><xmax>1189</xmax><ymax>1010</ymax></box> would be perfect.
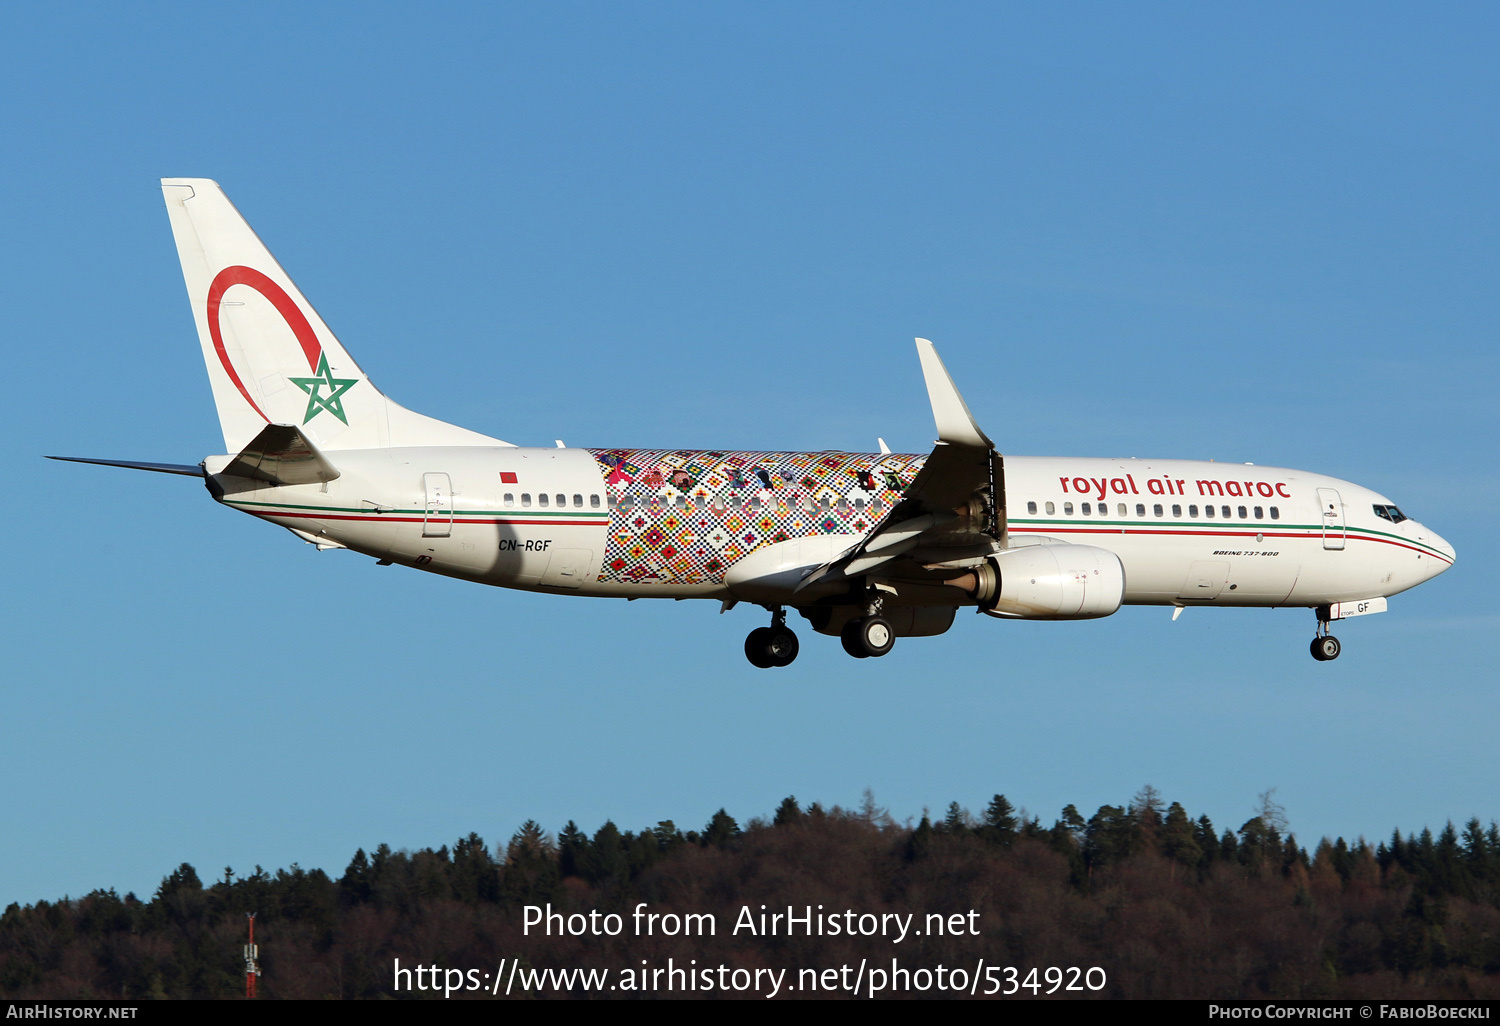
<box><xmin>1310</xmin><ymin>635</ymin><xmax>1341</xmax><ymax>661</ymax></box>
<box><xmin>842</xmin><ymin>616</ymin><xmax>895</xmax><ymax>658</ymax></box>
<box><xmin>745</xmin><ymin>625</ymin><xmax>799</xmax><ymax>668</ymax></box>
<box><xmin>745</xmin><ymin>627</ymin><xmax>775</xmax><ymax>668</ymax></box>
<box><xmin>766</xmin><ymin>626</ymin><xmax>799</xmax><ymax>667</ymax></box>
<box><xmin>840</xmin><ymin>620</ymin><xmax>870</xmax><ymax>658</ymax></box>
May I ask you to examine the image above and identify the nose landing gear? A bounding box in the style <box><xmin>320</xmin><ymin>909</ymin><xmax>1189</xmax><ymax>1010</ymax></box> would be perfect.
<box><xmin>1310</xmin><ymin>635</ymin><xmax>1341</xmax><ymax>661</ymax></box>
<box><xmin>745</xmin><ymin>607</ymin><xmax>799</xmax><ymax>668</ymax></box>
<box><xmin>1310</xmin><ymin>607</ymin><xmax>1341</xmax><ymax>661</ymax></box>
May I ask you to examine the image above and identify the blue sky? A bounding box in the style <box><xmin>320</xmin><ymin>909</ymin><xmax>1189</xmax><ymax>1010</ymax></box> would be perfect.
<box><xmin>2</xmin><ymin>4</ymin><xmax>1495</xmax><ymax>907</ymax></box>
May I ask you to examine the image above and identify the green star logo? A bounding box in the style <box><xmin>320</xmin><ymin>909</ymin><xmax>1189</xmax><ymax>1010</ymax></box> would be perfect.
<box><xmin>289</xmin><ymin>354</ymin><xmax>357</xmax><ymax>425</ymax></box>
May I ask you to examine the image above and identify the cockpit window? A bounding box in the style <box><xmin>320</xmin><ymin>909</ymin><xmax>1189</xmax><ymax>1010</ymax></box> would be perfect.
<box><xmin>1374</xmin><ymin>504</ymin><xmax>1408</xmax><ymax>524</ymax></box>
<box><xmin>1373</xmin><ymin>504</ymin><xmax>1391</xmax><ymax>522</ymax></box>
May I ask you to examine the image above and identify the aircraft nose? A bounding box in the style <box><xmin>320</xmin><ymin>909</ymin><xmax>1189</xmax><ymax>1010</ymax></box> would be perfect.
<box><xmin>1420</xmin><ymin>527</ymin><xmax>1455</xmax><ymax>576</ymax></box>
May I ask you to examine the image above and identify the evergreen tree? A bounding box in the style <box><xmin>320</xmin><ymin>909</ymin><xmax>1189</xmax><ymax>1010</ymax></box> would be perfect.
<box><xmin>558</xmin><ymin>821</ymin><xmax>587</xmax><ymax>878</ymax></box>
<box><xmin>1061</xmin><ymin>805</ymin><xmax>1087</xmax><ymax>844</ymax></box>
<box><xmin>1084</xmin><ymin>806</ymin><xmax>1135</xmax><ymax>871</ymax></box>
<box><xmin>506</xmin><ymin>821</ymin><xmax>556</xmax><ymax>864</ymax></box>
<box><xmin>981</xmin><ymin>794</ymin><xmax>1018</xmax><ymax>848</ymax></box>
<box><xmin>652</xmin><ymin>820</ymin><xmax>685</xmax><ymax>852</ymax></box>
<box><xmin>703</xmin><ymin>809</ymin><xmax>740</xmax><ymax>848</ymax></box>
<box><xmin>1194</xmin><ymin>816</ymin><xmax>1219</xmax><ymax>869</ymax></box>
<box><xmin>1130</xmin><ymin>785</ymin><xmax>1166</xmax><ymax>844</ymax></box>
<box><xmin>339</xmin><ymin>848</ymin><xmax>372</xmax><ymax>906</ymax></box>
<box><xmin>1220</xmin><ymin>828</ymin><xmax>1238</xmax><ymax>864</ymax></box>
<box><xmin>450</xmin><ymin>832</ymin><xmax>499</xmax><ymax>904</ymax></box>
<box><xmin>906</xmin><ymin>815</ymin><xmax>934</xmax><ymax>862</ymax></box>
<box><xmin>583</xmin><ymin>821</ymin><xmax>629</xmax><ymax>887</ymax></box>
<box><xmin>1162</xmin><ymin>802</ymin><xmax>1202</xmax><ymax>875</ymax></box>
<box><xmin>773</xmin><ymin>796</ymin><xmax>804</xmax><ymax>827</ymax></box>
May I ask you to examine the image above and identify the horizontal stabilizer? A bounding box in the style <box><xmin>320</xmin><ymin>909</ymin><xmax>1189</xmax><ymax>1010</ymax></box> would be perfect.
<box><xmin>47</xmin><ymin>456</ymin><xmax>204</xmax><ymax>477</ymax></box>
<box><xmin>221</xmin><ymin>423</ymin><xmax>340</xmax><ymax>485</ymax></box>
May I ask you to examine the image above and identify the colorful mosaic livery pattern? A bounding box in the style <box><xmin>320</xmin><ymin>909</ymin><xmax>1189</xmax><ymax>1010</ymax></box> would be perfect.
<box><xmin>586</xmin><ymin>449</ymin><xmax>927</xmax><ymax>585</ymax></box>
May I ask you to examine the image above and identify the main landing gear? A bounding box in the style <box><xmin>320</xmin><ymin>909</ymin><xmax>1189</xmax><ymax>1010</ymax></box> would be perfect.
<box><xmin>745</xmin><ymin>607</ymin><xmax>799</xmax><ymax>668</ymax></box>
<box><xmin>840</xmin><ymin>589</ymin><xmax>896</xmax><ymax>659</ymax></box>
<box><xmin>841</xmin><ymin>616</ymin><xmax>895</xmax><ymax>658</ymax></box>
<box><xmin>1310</xmin><ymin>607</ymin><xmax>1341</xmax><ymax>661</ymax></box>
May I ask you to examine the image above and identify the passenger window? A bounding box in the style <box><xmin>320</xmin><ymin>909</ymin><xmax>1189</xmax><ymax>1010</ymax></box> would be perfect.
<box><xmin>1117</xmin><ymin>503</ymin><xmax>1127</xmax><ymax>517</ymax></box>
<box><xmin>855</xmin><ymin>498</ymin><xmax>867</xmax><ymax>510</ymax></box>
<box><xmin>522</xmin><ymin>493</ymin><xmax>532</xmax><ymax>508</ymax></box>
<box><xmin>1254</xmin><ymin>506</ymin><xmax>1263</xmax><ymax>519</ymax></box>
<box><xmin>1135</xmin><ymin>503</ymin><xmax>1145</xmax><ymax>517</ymax></box>
<box><xmin>694</xmin><ymin>495</ymin><xmax>706</xmax><ymax>508</ymax></box>
<box><xmin>573</xmin><ymin>494</ymin><xmax>583</xmax><ymax>508</ymax></box>
<box><xmin>1081</xmin><ymin>502</ymin><xmax>1091</xmax><ymax>515</ymax></box>
<box><xmin>1189</xmin><ymin>505</ymin><xmax>1198</xmax><ymax>518</ymax></box>
<box><xmin>1221</xmin><ymin>506</ymin><xmax>1231</xmax><ymax>519</ymax></box>
<box><xmin>1205</xmin><ymin>505</ymin><xmax>1215</xmax><ymax>518</ymax></box>
<box><xmin>1172</xmin><ymin>504</ymin><xmax>1182</xmax><ymax>517</ymax></box>
<box><xmin>1098</xmin><ymin>504</ymin><xmax>1108</xmax><ymax>516</ymax></box>
<box><xmin>676</xmin><ymin>495</ymin><xmax>687</xmax><ymax>508</ymax></box>
<box><xmin>504</xmin><ymin>493</ymin><xmax>514</xmax><ymax>507</ymax></box>
<box><xmin>837</xmin><ymin>498</ymin><xmax>849</xmax><ymax>511</ymax></box>
<box><xmin>730</xmin><ymin>494</ymin><xmax>742</xmax><ymax>507</ymax></box>
<box><xmin>1238</xmin><ymin>506</ymin><xmax>1247</xmax><ymax>519</ymax></box>
<box><xmin>590</xmin><ymin>494</ymin><xmax>600</xmax><ymax>508</ymax></box>
<box><xmin>1270</xmin><ymin>506</ymin><xmax>1280</xmax><ymax>520</ymax></box>
<box><xmin>556</xmin><ymin>494</ymin><xmax>566</xmax><ymax>508</ymax></box>
<box><xmin>1027</xmin><ymin>501</ymin><xmax>1037</xmax><ymax>514</ymax></box>
<box><xmin>1045</xmin><ymin>501</ymin><xmax>1055</xmax><ymax>515</ymax></box>
<box><xmin>538</xmin><ymin>494</ymin><xmax>549</xmax><ymax>508</ymax></box>
<box><xmin>1153</xmin><ymin>504</ymin><xmax>1163</xmax><ymax>517</ymax></box>
<box><xmin>1063</xmin><ymin>502</ymin><xmax>1074</xmax><ymax>515</ymax></box>
<box><xmin>750</xmin><ymin>497</ymin><xmax>762</xmax><ymax>509</ymax></box>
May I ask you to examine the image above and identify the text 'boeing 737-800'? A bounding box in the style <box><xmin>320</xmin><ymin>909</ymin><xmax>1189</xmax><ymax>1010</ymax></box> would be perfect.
<box><xmin>51</xmin><ymin>179</ymin><xmax>1455</xmax><ymax>665</ymax></box>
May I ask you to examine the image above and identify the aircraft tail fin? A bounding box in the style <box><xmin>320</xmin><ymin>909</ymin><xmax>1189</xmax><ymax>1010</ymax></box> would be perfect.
<box><xmin>161</xmin><ymin>178</ymin><xmax>510</xmax><ymax>453</ymax></box>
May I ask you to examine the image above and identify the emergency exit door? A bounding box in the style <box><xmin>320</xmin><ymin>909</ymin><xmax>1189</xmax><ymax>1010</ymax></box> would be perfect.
<box><xmin>1316</xmin><ymin>487</ymin><xmax>1345</xmax><ymax>550</ymax></box>
<box><xmin>423</xmin><ymin>473</ymin><xmax>453</xmax><ymax>537</ymax></box>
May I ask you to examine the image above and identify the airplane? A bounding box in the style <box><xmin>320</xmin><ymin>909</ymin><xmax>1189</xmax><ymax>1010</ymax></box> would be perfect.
<box><xmin>51</xmin><ymin>179</ymin><xmax>1455</xmax><ymax>667</ymax></box>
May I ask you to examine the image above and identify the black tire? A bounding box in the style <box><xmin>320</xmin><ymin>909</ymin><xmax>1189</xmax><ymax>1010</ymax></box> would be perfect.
<box><xmin>767</xmin><ymin>627</ymin><xmax>799</xmax><ymax>667</ymax></box>
<box><xmin>840</xmin><ymin>619</ymin><xmax>871</xmax><ymax>658</ymax></box>
<box><xmin>860</xmin><ymin>615</ymin><xmax>896</xmax><ymax>657</ymax></box>
<box><xmin>1311</xmin><ymin>635</ymin><xmax>1341</xmax><ymax>662</ymax></box>
<box><xmin>745</xmin><ymin>627</ymin><xmax>775</xmax><ymax>668</ymax></box>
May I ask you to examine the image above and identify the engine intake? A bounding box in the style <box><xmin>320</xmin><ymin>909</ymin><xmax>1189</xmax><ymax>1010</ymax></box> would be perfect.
<box><xmin>951</xmin><ymin>544</ymin><xmax>1125</xmax><ymax>619</ymax></box>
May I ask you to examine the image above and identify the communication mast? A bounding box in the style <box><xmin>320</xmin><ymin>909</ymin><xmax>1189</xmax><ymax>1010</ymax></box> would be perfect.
<box><xmin>244</xmin><ymin>913</ymin><xmax>261</xmax><ymax>998</ymax></box>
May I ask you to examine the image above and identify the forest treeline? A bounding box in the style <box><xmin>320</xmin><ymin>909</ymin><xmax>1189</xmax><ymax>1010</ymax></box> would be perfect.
<box><xmin>3</xmin><ymin>789</ymin><xmax>1498</xmax><ymax>999</ymax></box>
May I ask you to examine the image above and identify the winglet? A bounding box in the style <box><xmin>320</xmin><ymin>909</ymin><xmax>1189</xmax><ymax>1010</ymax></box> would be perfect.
<box><xmin>915</xmin><ymin>339</ymin><xmax>992</xmax><ymax>449</ymax></box>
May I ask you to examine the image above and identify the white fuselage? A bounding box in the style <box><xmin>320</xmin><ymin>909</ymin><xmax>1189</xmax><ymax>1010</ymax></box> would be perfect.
<box><xmin>204</xmin><ymin>447</ymin><xmax>1454</xmax><ymax>611</ymax></box>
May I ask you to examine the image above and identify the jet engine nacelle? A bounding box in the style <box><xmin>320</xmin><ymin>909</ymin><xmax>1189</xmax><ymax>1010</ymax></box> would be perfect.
<box><xmin>968</xmin><ymin>543</ymin><xmax>1125</xmax><ymax>619</ymax></box>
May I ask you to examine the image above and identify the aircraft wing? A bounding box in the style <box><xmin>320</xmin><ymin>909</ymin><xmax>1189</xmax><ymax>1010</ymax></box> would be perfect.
<box><xmin>798</xmin><ymin>339</ymin><xmax>1004</xmax><ymax>589</ymax></box>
